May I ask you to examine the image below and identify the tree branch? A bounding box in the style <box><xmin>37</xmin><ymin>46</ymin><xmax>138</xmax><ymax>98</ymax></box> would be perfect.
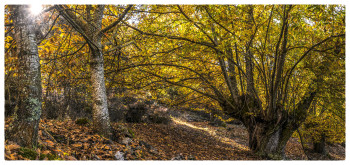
<box><xmin>122</xmin><ymin>20</ymin><xmax>218</xmax><ymax>52</ymax></box>
<box><xmin>99</xmin><ymin>5</ymin><xmax>133</xmax><ymax>35</ymax></box>
<box><xmin>54</xmin><ymin>5</ymin><xmax>98</xmax><ymax>49</ymax></box>
<box><xmin>177</xmin><ymin>5</ymin><xmax>216</xmax><ymax>46</ymax></box>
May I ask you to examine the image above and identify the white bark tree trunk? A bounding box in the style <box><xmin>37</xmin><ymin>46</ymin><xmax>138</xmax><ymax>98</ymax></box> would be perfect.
<box><xmin>7</xmin><ymin>5</ymin><xmax>42</xmax><ymax>148</ymax></box>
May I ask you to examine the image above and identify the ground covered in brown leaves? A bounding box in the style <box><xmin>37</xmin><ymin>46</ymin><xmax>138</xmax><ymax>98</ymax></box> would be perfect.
<box><xmin>5</xmin><ymin>117</ymin><xmax>345</xmax><ymax>160</ymax></box>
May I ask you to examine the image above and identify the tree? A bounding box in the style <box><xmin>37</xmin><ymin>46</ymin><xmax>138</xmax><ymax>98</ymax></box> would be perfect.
<box><xmin>53</xmin><ymin>5</ymin><xmax>133</xmax><ymax>138</ymax></box>
<box><xmin>301</xmin><ymin>48</ymin><xmax>345</xmax><ymax>154</ymax></box>
<box><xmin>120</xmin><ymin>4</ymin><xmax>345</xmax><ymax>159</ymax></box>
<box><xmin>6</xmin><ymin>5</ymin><xmax>43</xmax><ymax>148</ymax></box>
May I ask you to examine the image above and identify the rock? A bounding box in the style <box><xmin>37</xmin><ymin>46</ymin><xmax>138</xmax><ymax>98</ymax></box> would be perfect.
<box><xmin>139</xmin><ymin>140</ymin><xmax>152</xmax><ymax>149</ymax></box>
<box><xmin>187</xmin><ymin>155</ymin><xmax>196</xmax><ymax>160</ymax></box>
<box><xmin>114</xmin><ymin>151</ymin><xmax>124</xmax><ymax>160</ymax></box>
<box><xmin>171</xmin><ymin>153</ymin><xmax>184</xmax><ymax>160</ymax></box>
<box><xmin>147</xmin><ymin>111</ymin><xmax>172</xmax><ymax>124</ymax></box>
<box><xmin>65</xmin><ymin>156</ymin><xmax>77</xmax><ymax>160</ymax></box>
<box><xmin>139</xmin><ymin>140</ymin><xmax>158</xmax><ymax>154</ymax></box>
<box><xmin>121</xmin><ymin>137</ymin><xmax>132</xmax><ymax>146</ymax></box>
<box><xmin>126</xmin><ymin>101</ymin><xmax>148</xmax><ymax>123</ymax></box>
<box><xmin>92</xmin><ymin>154</ymin><xmax>101</xmax><ymax>160</ymax></box>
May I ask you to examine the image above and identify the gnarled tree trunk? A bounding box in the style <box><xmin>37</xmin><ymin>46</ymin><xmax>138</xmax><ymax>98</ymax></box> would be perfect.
<box><xmin>7</xmin><ymin>5</ymin><xmax>42</xmax><ymax>148</ymax></box>
<box><xmin>223</xmin><ymin>91</ymin><xmax>316</xmax><ymax>159</ymax></box>
<box><xmin>243</xmin><ymin>117</ymin><xmax>295</xmax><ymax>159</ymax></box>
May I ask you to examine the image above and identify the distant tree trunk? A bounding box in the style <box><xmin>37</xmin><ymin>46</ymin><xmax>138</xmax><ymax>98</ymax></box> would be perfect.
<box><xmin>7</xmin><ymin>5</ymin><xmax>42</xmax><ymax>148</ymax></box>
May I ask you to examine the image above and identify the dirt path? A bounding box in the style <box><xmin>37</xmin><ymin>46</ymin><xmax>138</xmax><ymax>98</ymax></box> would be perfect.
<box><xmin>126</xmin><ymin>119</ymin><xmax>260</xmax><ymax>160</ymax></box>
<box><xmin>126</xmin><ymin>117</ymin><xmax>345</xmax><ymax>160</ymax></box>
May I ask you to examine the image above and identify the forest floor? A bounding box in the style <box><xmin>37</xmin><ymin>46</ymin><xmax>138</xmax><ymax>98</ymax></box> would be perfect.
<box><xmin>5</xmin><ymin>116</ymin><xmax>345</xmax><ymax>160</ymax></box>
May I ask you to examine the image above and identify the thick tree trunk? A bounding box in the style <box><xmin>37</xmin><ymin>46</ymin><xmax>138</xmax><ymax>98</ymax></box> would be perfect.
<box><xmin>245</xmin><ymin>121</ymin><xmax>293</xmax><ymax>159</ymax></box>
<box><xmin>90</xmin><ymin>47</ymin><xmax>112</xmax><ymax>138</ymax></box>
<box><xmin>222</xmin><ymin>91</ymin><xmax>316</xmax><ymax>159</ymax></box>
<box><xmin>87</xmin><ymin>5</ymin><xmax>112</xmax><ymax>138</ymax></box>
<box><xmin>7</xmin><ymin>5</ymin><xmax>42</xmax><ymax>148</ymax></box>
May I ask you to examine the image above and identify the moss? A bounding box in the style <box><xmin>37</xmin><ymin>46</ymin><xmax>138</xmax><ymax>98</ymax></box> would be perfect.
<box><xmin>18</xmin><ymin>147</ymin><xmax>38</xmax><ymax>160</ymax></box>
<box><xmin>128</xmin><ymin>129</ymin><xmax>135</xmax><ymax>138</ymax></box>
<box><xmin>39</xmin><ymin>154</ymin><xmax>46</xmax><ymax>160</ymax></box>
<box><xmin>39</xmin><ymin>153</ymin><xmax>62</xmax><ymax>160</ymax></box>
<box><xmin>267</xmin><ymin>153</ymin><xmax>284</xmax><ymax>160</ymax></box>
<box><xmin>75</xmin><ymin>118</ymin><xmax>90</xmax><ymax>126</ymax></box>
<box><xmin>47</xmin><ymin>153</ymin><xmax>62</xmax><ymax>160</ymax></box>
<box><xmin>28</xmin><ymin>98</ymin><xmax>41</xmax><ymax>122</ymax></box>
<box><xmin>37</xmin><ymin>143</ymin><xmax>44</xmax><ymax>150</ymax></box>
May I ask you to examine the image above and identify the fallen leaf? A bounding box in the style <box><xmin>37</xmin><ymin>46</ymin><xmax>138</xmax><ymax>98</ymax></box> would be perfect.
<box><xmin>103</xmin><ymin>145</ymin><xmax>110</xmax><ymax>150</ymax></box>
<box><xmin>83</xmin><ymin>143</ymin><xmax>89</xmax><ymax>150</ymax></box>
<box><xmin>72</xmin><ymin>143</ymin><xmax>82</xmax><ymax>148</ymax></box>
<box><xmin>44</xmin><ymin>140</ymin><xmax>55</xmax><ymax>148</ymax></box>
<box><xmin>66</xmin><ymin>156</ymin><xmax>77</xmax><ymax>160</ymax></box>
<box><xmin>42</xmin><ymin>150</ymin><xmax>51</xmax><ymax>154</ymax></box>
<box><xmin>6</xmin><ymin>144</ymin><xmax>21</xmax><ymax>151</ymax></box>
<box><xmin>5</xmin><ymin>154</ymin><xmax>17</xmax><ymax>160</ymax></box>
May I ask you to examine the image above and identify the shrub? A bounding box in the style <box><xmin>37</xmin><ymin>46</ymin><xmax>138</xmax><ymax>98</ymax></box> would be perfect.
<box><xmin>75</xmin><ymin>118</ymin><xmax>90</xmax><ymax>126</ymax></box>
<box><xmin>18</xmin><ymin>147</ymin><xmax>38</xmax><ymax>160</ymax></box>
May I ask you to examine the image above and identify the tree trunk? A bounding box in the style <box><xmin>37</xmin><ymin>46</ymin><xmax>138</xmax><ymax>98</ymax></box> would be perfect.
<box><xmin>90</xmin><ymin>47</ymin><xmax>112</xmax><ymax>137</ymax></box>
<box><xmin>223</xmin><ymin>91</ymin><xmax>316</xmax><ymax>159</ymax></box>
<box><xmin>7</xmin><ymin>5</ymin><xmax>42</xmax><ymax>148</ymax></box>
<box><xmin>55</xmin><ymin>4</ymin><xmax>131</xmax><ymax>139</ymax></box>
<box><xmin>87</xmin><ymin>5</ymin><xmax>112</xmax><ymax>138</ymax></box>
<box><xmin>245</xmin><ymin>120</ymin><xmax>293</xmax><ymax>159</ymax></box>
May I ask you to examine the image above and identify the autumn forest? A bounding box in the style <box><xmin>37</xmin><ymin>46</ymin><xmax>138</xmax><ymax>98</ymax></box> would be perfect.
<box><xmin>4</xmin><ymin>4</ymin><xmax>345</xmax><ymax>160</ymax></box>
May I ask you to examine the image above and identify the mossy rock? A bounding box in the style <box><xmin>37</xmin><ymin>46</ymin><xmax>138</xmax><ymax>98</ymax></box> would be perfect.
<box><xmin>18</xmin><ymin>147</ymin><xmax>38</xmax><ymax>160</ymax></box>
<box><xmin>39</xmin><ymin>153</ymin><xmax>62</xmax><ymax>160</ymax></box>
<box><xmin>75</xmin><ymin>118</ymin><xmax>90</xmax><ymax>126</ymax></box>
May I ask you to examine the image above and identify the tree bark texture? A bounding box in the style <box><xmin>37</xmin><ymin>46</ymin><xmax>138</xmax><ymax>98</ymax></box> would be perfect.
<box><xmin>86</xmin><ymin>5</ymin><xmax>112</xmax><ymax>138</ymax></box>
<box><xmin>7</xmin><ymin>5</ymin><xmax>42</xmax><ymax>148</ymax></box>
